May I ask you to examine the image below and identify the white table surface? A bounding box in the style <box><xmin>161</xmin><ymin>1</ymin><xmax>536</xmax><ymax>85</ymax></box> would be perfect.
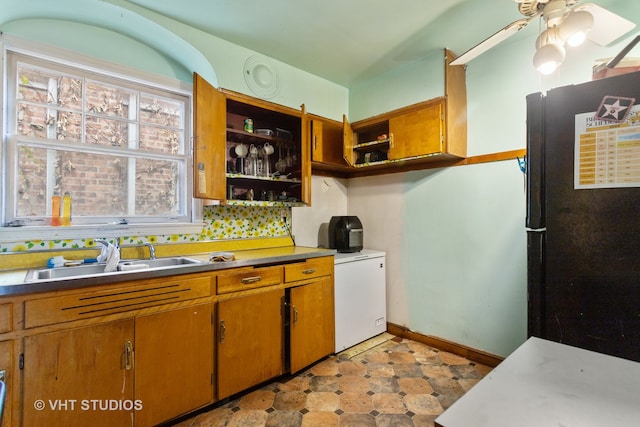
<box><xmin>435</xmin><ymin>337</ymin><xmax>640</xmax><ymax>427</ymax></box>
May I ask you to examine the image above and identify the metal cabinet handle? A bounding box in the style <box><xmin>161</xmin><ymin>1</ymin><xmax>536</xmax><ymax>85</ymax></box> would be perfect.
<box><xmin>292</xmin><ymin>305</ymin><xmax>298</xmax><ymax>325</ymax></box>
<box><xmin>124</xmin><ymin>341</ymin><xmax>133</xmax><ymax>370</ymax></box>
<box><xmin>314</xmin><ymin>135</ymin><xmax>318</xmax><ymax>151</ymax></box>
<box><xmin>302</xmin><ymin>268</ymin><xmax>317</xmax><ymax>275</ymax></box>
<box><xmin>241</xmin><ymin>276</ymin><xmax>262</xmax><ymax>284</ymax></box>
<box><xmin>219</xmin><ymin>320</ymin><xmax>226</xmax><ymax>343</ymax></box>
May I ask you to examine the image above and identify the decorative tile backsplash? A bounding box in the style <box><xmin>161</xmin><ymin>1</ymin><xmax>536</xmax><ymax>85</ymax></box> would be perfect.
<box><xmin>0</xmin><ymin>205</ymin><xmax>290</xmax><ymax>253</ymax></box>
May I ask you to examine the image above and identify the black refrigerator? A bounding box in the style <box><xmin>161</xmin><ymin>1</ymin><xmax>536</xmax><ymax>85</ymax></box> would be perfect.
<box><xmin>526</xmin><ymin>71</ymin><xmax>640</xmax><ymax>362</ymax></box>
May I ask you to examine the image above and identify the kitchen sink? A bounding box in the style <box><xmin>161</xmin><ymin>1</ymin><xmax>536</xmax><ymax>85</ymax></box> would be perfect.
<box><xmin>24</xmin><ymin>256</ymin><xmax>204</xmax><ymax>282</ymax></box>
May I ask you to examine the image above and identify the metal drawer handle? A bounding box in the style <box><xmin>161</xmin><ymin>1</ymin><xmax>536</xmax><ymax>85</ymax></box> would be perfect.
<box><xmin>302</xmin><ymin>268</ymin><xmax>317</xmax><ymax>275</ymax></box>
<box><xmin>241</xmin><ymin>276</ymin><xmax>262</xmax><ymax>284</ymax></box>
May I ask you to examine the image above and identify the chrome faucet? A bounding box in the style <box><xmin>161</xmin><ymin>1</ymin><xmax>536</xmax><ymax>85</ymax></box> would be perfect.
<box><xmin>142</xmin><ymin>242</ymin><xmax>156</xmax><ymax>260</ymax></box>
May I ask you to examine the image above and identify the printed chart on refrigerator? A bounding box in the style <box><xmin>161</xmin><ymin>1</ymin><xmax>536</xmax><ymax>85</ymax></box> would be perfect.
<box><xmin>575</xmin><ymin>105</ymin><xmax>640</xmax><ymax>189</ymax></box>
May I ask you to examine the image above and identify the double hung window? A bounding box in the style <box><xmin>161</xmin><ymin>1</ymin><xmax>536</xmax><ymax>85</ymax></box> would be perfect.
<box><xmin>2</xmin><ymin>46</ymin><xmax>196</xmax><ymax>238</ymax></box>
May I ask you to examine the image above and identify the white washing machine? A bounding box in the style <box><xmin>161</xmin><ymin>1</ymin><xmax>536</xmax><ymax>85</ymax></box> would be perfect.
<box><xmin>334</xmin><ymin>249</ymin><xmax>387</xmax><ymax>352</ymax></box>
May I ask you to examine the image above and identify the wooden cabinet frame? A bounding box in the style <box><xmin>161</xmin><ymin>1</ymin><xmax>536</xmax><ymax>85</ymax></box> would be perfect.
<box><xmin>193</xmin><ymin>73</ymin><xmax>311</xmax><ymax>205</ymax></box>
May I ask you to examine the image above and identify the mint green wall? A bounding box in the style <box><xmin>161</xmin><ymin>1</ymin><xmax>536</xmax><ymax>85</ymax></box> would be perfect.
<box><xmin>348</xmin><ymin>49</ymin><xmax>445</xmax><ymax>121</ymax></box>
<box><xmin>338</xmin><ymin>3</ymin><xmax>640</xmax><ymax>357</ymax></box>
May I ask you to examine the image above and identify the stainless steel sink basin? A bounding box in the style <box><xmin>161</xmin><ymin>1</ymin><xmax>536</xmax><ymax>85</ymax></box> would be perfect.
<box><xmin>24</xmin><ymin>256</ymin><xmax>203</xmax><ymax>282</ymax></box>
<box><xmin>118</xmin><ymin>257</ymin><xmax>203</xmax><ymax>269</ymax></box>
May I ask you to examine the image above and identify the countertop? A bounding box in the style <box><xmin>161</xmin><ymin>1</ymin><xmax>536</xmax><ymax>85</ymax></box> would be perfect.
<box><xmin>0</xmin><ymin>246</ymin><xmax>335</xmax><ymax>297</ymax></box>
<box><xmin>435</xmin><ymin>337</ymin><xmax>640</xmax><ymax>427</ymax></box>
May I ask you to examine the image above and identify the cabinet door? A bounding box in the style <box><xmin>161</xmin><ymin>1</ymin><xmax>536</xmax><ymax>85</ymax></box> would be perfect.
<box><xmin>311</xmin><ymin>118</ymin><xmax>347</xmax><ymax>166</ymax></box>
<box><xmin>343</xmin><ymin>114</ymin><xmax>355</xmax><ymax>166</ymax></box>
<box><xmin>388</xmin><ymin>101</ymin><xmax>444</xmax><ymax>160</ymax></box>
<box><xmin>217</xmin><ymin>289</ymin><xmax>284</xmax><ymax>399</ymax></box>
<box><xmin>300</xmin><ymin>104</ymin><xmax>312</xmax><ymax>205</ymax></box>
<box><xmin>193</xmin><ymin>72</ymin><xmax>227</xmax><ymax>200</ymax></box>
<box><xmin>22</xmin><ymin>319</ymin><xmax>135</xmax><ymax>427</ymax></box>
<box><xmin>289</xmin><ymin>276</ymin><xmax>335</xmax><ymax>373</ymax></box>
<box><xmin>0</xmin><ymin>340</ymin><xmax>12</xmax><ymax>427</ymax></box>
<box><xmin>135</xmin><ymin>303</ymin><xmax>214</xmax><ymax>427</ymax></box>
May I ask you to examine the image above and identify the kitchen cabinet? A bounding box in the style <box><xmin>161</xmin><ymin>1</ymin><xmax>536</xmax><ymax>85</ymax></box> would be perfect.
<box><xmin>289</xmin><ymin>275</ymin><xmax>334</xmax><ymax>373</ymax></box>
<box><xmin>215</xmin><ymin>255</ymin><xmax>335</xmax><ymax>395</ymax></box>
<box><xmin>22</xmin><ymin>319</ymin><xmax>135</xmax><ymax>427</ymax></box>
<box><xmin>18</xmin><ymin>272</ymin><xmax>215</xmax><ymax>427</ymax></box>
<box><xmin>135</xmin><ymin>303</ymin><xmax>214</xmax><ymax>426</ymax></box>
<box><xmin>344</xmin><ymin>98</ymin><xmax>449</xmax><ymax>166</ymax></box>
<box><xmin>314</xmin><ymin>49</ymin><xmax>467</xmax><ymax>177</ymax></box>
<box><xmin>308</xmin><ymin>114</ymin><xmax>349</xmax><ymax>168</ymax></box>
<box><xmin>284</xmin><ymin>257</ymin><xmax>335</xmax><ymax>373</ymax></box>
<box><xmin>193</xmin><ymin>73</ymin><xmax>311</xmax><ymax>205</ymax></box>
<box><xmin>216</xmin><ymin>288</ymin><xmax>284</xmax><ymax>399</ymax></box>
<box><xmin>0</xmin><ymin>249</ymin><xmax>334</xmax><ymax>425</ymax></box>
<box><xmin>0</xmin><ymin>340</ymin><xmax>13</xmax><ymax>427</ymax></box>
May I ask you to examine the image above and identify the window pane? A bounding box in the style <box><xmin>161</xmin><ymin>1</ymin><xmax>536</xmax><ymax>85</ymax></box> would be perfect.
<box><xmin>62</xmin><ymin>151</ymin><xmax>129</xmax><ymax>216</ymax></box>
<box><xmin>17</xmin><ymin>64</ymin><xmax>83</xmax><ymax>110</ymax></box>
<box><xmin>85</xmin><ymin>116</ymin><xmax>133</xmax><ymax>147</ymax></box>
<box><xmin>17</xmin><ymin>102</ymin><xmax>82</xmax><ymax>141</ymax></box>
<box><xmin>136</xmin><ymin>159</ymin><xmax>181</xmax><ymax>215</ymax></box>
<box><xmin>16</xmin><ymin>145</ymin><xmax>48</xmax><ymax>218</ymax></box>
<box><xmin>16</xmin><ymin>146</ymin><xmax>130</xmax><ymax>218</ymax></box>
<box><xmin>86</xmin><ymin>81</ymin><xmax>135</xmax><ymax>119</ymax></box>
<box><xmin>139</xmin><ymin>125</ymin><xmax>181</xmax><ymax>154</ymax></box>
<box><xmin>140</xmin><ymin>94</ymin><xmax>184</xmax><ymax>128</ymax></box>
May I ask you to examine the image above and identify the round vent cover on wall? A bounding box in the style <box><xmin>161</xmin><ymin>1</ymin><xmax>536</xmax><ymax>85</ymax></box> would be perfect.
<box><xmin>243</xmin><ymin>55</ymin><xmax>280</xmax><ymax>99</ymax></box>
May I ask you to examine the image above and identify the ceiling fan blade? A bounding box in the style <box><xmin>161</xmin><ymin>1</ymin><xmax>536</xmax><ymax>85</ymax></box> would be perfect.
<box><xmin>451</xmin><ymin>17</ymin><xmax>535</xmax><ymax>65</ymax></box>
<box><xmin>575</xmin><ymin>3</ymin><xmax>636</xmax><ymax>46</ymax></box>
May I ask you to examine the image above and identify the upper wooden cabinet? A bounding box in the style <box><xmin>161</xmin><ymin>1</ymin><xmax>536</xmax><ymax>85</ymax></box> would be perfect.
<box><xmin>308</xmin><ymin>114</ymin><xmax>349</xmax><ymax>167</ymax></box>
<box><xmin>193</xmin><ymin>73</ymin><xmax>311</xmax><ymax>205</ymax></box>
<box><xmin>313</xmin><ymin>49</ymin><xmax>467</xmax><ymax>177</ymax></box>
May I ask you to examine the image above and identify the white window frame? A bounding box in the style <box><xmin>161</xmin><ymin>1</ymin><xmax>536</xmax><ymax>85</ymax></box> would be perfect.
<box><xmin>0</xmin><ymin>36</ymin><xmax>203</xmax><ymax>243</ymax></box>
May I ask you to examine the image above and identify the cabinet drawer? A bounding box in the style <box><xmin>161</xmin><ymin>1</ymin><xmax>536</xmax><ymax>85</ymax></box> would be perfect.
<box><xmin>217</xmin><ymin>265</ymin><xmax>283</xmax><ymax>294</ymax></box>
<box><xmin>0</xmin><ymin>303</ymin><xmax>12</xmax><ymax>333</ymax></box>
<box><xmin>24</xmin><ymin>274</ymin><xmax>212</xmax><ymax>328</ymax></box>
<box><xmin>284</xmin><ymin>256</ymin><xmax>334</xmax><ymax>283</ymax></box>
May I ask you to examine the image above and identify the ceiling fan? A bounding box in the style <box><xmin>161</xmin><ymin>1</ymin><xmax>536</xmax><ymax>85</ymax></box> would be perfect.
<box><xmin>451</xmin><ymin>0</ymin><xmax>636</xmax><ymax>74</ymax></box>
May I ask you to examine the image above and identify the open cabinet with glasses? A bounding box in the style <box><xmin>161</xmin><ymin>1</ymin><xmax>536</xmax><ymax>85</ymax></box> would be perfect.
<box><xmin>193</xmin><ymin>73</ymin><xmax>310</xmax><ymax>205</ymax></box>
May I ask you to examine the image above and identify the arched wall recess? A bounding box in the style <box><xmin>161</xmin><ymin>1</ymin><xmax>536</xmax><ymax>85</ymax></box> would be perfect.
<box><xmin>0</xmin><ymin>0</ymin><xmax>217</xmax><ymax>85</ymax></box>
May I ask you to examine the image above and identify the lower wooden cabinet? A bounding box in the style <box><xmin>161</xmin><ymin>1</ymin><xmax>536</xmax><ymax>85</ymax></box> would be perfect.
<box><xmin>2</xmin><ymin>254</ymin><xmax>334</xmax><ymax>425</ymax></box>
<box><xmin>21</xmin><ymin>304</ymin><xmax>214</xmax><ymax>427</ymax></box>
<box><xmin>217</xmin><ymin>289</ymin><xmax>284</xmax><ymax>399</ymax></box>
<box><xmin>289</xmin><ymin>276</ymin><xmax>335</xmax><ymax>373</ymax></box>
<box><xmin>0</xmin><ymin>340</ymin><xmax>13</xmax><ymax>427</ymax></box>
<box><xmin>135</xmin><ymin>303</ymin><xmax>214</xmax><ymax>426</ymax></box>
<box><xmin>22</xmin><ymin>319</ymin><xmax>135</xmax><ymax>427</ymax></box>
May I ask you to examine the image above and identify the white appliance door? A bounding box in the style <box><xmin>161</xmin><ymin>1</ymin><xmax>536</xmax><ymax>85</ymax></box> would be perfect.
<box><xmin>334</xmin><ymin>254</ymin><xmax>386</xmax><ymax>352</ymax></box>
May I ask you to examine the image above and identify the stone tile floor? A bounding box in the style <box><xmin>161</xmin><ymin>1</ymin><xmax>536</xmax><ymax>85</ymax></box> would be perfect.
<box><xmin>172</xmin><ymin>335</ymin><xmax>492</xmax><ymax>427</ymax></box>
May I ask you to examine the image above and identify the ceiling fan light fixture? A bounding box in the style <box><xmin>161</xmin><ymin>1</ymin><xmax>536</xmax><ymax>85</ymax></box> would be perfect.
<box><xmin>534</xmin><ymin>42</ymin><xmax>566</xmax><ymax>75</ymax></box>
<box><xmin>559</xmin><ymin>9</ymin><xmax>594</xmax><ymax>47</ymax></box>
<box><xmin>535</xmin><ymin>26</ymin><xmax>565</xmax><ymax>50</ymax></box>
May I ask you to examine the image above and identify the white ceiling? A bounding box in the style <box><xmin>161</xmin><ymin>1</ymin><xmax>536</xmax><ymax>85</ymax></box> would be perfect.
<box><xmin>121</xmin><ymin>0</ymin><xmax>636</xmax><ymax>86</ymax></box>
<box><xmin>124</xmin><ymin>0</ymin><xmax>532</xmax><ymax>86</ymax></box>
